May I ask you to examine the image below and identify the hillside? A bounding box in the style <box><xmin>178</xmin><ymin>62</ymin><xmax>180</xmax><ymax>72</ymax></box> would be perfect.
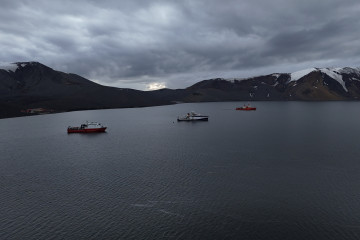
<box><xmin>183</xmin><ymin>67</ymin><xmax>360</xmax><ymax>102</ymax></box>
<box><xmin>1</xmin><ymin>62</ymin><xmax>360</xmax><ymax>118</ymax></box>
<box><xmin>0</xmin><ymin>62</ymin><xmax>172</xmax><ymax>118</ymax></box>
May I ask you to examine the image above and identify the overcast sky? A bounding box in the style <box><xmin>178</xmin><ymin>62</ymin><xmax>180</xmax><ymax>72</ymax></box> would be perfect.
<box><xmin>1</xmin><ymin>0</ymin><xmax>360</xmax><ymax>90</ymax></box>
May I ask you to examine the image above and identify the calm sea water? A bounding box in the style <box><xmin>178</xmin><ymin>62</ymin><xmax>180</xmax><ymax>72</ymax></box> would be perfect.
<box><xmin>1</xmin><ymin>102</ymin><xmax>360</xmax><ymax>240</ymax></box>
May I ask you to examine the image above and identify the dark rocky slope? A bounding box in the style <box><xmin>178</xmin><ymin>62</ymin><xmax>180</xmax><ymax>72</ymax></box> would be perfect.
<box><xmin>0</xmin><ymin>62</ymin><xmax>172</xmax><ymax>118</ymax></box>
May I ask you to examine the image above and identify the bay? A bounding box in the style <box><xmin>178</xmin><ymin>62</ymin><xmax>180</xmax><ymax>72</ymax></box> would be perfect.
<box><xmin>1</xmin><ymin>102</ymin><xmax>360</xmax><ymax>239</ymax></box>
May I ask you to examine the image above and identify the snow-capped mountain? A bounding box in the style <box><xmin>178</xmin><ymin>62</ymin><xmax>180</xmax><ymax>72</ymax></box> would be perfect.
<box><xmin>187</xmin><ymin>67</ymin><xmax>360</xmax><ymax>101</ymax></box>
<box><xmin>289</xmin><ymin>67</ymin><xmax>360</xmax><ymax>92</ymax></box>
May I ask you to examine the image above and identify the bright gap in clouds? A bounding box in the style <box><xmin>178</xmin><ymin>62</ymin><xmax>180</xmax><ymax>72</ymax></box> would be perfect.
<box><xmin>146</xmin><ymin>82</ymin><xmax>166</xmax><ymax>90</ymax></box>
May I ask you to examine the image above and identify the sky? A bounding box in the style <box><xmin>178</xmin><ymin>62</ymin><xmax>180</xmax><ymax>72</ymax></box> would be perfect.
<box><xmin>1</xmin><ymin>0</ymin><xmax>360</xmax><ymax>90</ymax></box>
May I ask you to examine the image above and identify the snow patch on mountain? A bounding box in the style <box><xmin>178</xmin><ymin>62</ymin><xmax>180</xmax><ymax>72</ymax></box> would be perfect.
<box><xmin>272</xmin><ymin>73</ymin><xmax>281</xmax><ymax>79</ymax></box>
<box><xmin>320</xmin><ymin>68</ymin><xmax>347</xmax><ymax>92</ymax></box>
<box><xmin>225</xmin><ymin>78</ymin><xmax>237</xmax><ymax>83</ymax></box>
<box><xmin>290</xmin><ymin>68</ymin><xmax>317</xmax><ymax>81</ymax></box>
<box><xmin>0</xmin><ymin>62</ymin><xmax>18</xmax><ymax>72</ymax></box>
<box><xmin>290</xmin><ymin>67</ymin><xmax>350</xmax><ymax>92</ymax></box>
<box><xmin>225</xmin><ymin>77</ymin><xmax>251</xmax><ymax>82</ymax></box>
<box><xmin>338</xmin><ymin>67</ymin><xmax>360</xmax><ymax>75</ymax></box>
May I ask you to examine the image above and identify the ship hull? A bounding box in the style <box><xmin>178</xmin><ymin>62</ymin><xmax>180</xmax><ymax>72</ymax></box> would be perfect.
<box><xmin>67</xmin><ymin>127</ymin><xmax>107</xmax><ymax>133</ymax></box>
<box><xmin>236</xmin><ymin>107</ymin><xmax>256</xmax><ymax>111</ymax></box>
<box><xmin>177</xmin><ymin>117</ymin><xmax>208</xmax><ymax>121</ymax></box>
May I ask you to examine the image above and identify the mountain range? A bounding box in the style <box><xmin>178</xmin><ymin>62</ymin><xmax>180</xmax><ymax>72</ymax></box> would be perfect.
<box><xmin>1</xmin><ymin>62</ymin><xmax>360</xmax><ymax>118</ymax></box>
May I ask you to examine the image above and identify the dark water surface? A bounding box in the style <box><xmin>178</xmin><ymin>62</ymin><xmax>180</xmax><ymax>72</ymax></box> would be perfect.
<box><xmin>1</xmin><ymin>102</ymin><xmax>360</xmax><ymax>239</ymax></box>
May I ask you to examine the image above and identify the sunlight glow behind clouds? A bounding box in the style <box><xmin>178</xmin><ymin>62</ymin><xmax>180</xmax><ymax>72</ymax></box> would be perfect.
<box><xmin>146</xmin><ymin>82</ymin><xmax>166</xmax><ymax>90</ymax></box>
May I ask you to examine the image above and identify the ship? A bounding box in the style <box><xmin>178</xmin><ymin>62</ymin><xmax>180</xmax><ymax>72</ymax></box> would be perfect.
<box><xmin>236</xmin><ymin>104</ymin><xmax>256</xmax><ymax>111</ymax></box>
<box><xmin>177</xmin><ymin>111</ymin><xmax>209</xmax><ymax>121</ymax></box>
<box><xmin>67</xmin><ymin>121</ymin><xmax>107</xmax><ymax>133</ymax></box>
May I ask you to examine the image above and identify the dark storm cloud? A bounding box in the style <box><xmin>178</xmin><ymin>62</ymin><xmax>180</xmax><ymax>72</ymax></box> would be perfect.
<box><xmin>1</xmin><ymin>0</ymin><xmax>360</xmax><ymax>89</ymax></box>
<box><xmin>266</xmin><ymin>16</ymin><xmax>360</xmax><ymax>59</ymax></box>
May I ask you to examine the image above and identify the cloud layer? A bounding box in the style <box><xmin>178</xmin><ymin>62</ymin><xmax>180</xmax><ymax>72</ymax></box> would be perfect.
<box><xmin>1</xmin><ymin>0</ymin><xmax>360</xmax><ymax>90</ymax></box>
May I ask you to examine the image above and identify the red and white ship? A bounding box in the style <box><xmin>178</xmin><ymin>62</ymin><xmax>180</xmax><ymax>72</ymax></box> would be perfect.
<box><xmin>236</xmin><ymin>104</ymin><xmax>256</xmax><ymax>111</ymax></box>
<box><xmin>67</xmin><ymin>121</ymin><xmax>107</xmax><ymax>133</ymax></box>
